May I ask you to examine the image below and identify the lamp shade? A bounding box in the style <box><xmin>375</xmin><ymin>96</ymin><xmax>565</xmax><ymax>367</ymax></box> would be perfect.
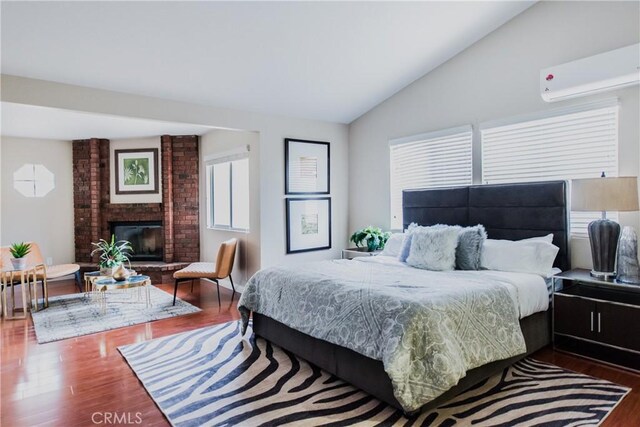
<box><xmin>571</xmin><ymin>177</ymin><xmax>639</xmax><ymax>212</ymax></box>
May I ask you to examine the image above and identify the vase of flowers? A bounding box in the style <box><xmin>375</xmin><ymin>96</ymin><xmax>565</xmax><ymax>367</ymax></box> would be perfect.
<box><xmin>91</xmin><ymin>235</ymin><xmax>133</xmax><ymax>276</ymax></box>
<box><xmin>350</xmin><ymin>226</ymin><xmax>391</xmax><ymax>252</ymax></box>
<box><xmin>9</xmin><ymin>242</ymin><xmax>31</xmax><ymax>270</ymax></box>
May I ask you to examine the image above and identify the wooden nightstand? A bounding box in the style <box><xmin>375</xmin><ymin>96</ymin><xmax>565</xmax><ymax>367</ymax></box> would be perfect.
<box><xmin>341</xmin><ymin>248</ymin><xmax>381</xmax><ymax>260</ymax></box>
<box><xmin>552</xmin><ymin>268</ymin><xmax>640</xmax><ymax>372</ymax></box>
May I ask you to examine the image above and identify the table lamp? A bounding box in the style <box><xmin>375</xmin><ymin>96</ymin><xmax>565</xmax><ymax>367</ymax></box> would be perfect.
<box><xmin>571</xmin><ymin>176</ymin><xmax>639</xmax><ymax>279</ymax></box>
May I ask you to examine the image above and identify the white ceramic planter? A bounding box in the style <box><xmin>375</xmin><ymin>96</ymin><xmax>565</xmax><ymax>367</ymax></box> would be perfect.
<box><xmin>10</xmin><ymin>257</ymin><xmax>27</xmax><ymax>271</ymax></box>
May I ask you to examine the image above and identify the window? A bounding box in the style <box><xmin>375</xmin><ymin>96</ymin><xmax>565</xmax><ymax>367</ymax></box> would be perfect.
<box><xmin>206</xmin><ymin>154</ymin><xmax>250</xmax><ymax>231</ymax></box>
<box><xmin>389</xmin><ymin>125</ymin><xmax>473</xmax><ymax>230</ymax></box>
<box><xmin>13</xmin><ymin>164</ymin><xmax>55</xmax><ymax>197</ymax></box>
<box><xmin>481</xmin><ymin>100</ymin><xmax>619</xmax><ymax>236</ymax></box>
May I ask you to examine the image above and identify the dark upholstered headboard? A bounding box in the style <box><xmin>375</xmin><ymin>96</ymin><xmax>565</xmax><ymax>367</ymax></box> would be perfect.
<box><xmin>402</xmin><ymin>181</ymin><xmax>570</xmax><ymax>271</ymax></box>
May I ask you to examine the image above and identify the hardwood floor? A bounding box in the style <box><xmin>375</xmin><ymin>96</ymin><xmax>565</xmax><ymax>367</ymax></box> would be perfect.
<box><xmin>2</xmin><ymin>279</ymin><xmax>639</xmax><ymax>426</ymax></box>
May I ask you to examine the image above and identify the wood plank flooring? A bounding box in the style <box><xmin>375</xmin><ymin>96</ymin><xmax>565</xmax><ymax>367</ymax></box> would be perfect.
<box><xmin>2</xmin><ymin>279</ymin><xmax>638</xmax><ymax>426</ymax></box>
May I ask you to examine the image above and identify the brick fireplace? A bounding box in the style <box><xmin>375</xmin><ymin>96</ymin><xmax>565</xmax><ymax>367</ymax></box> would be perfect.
<box><xmin>72</xmin><ymin>135</ymin><xmax>199</xmax><ymax>281</ymax></box>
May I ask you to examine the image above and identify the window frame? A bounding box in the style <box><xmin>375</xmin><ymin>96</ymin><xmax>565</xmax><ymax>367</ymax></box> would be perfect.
<box><xmin>205</xmin><ymin>152</ymin><xmax>250</xmax><ymax>233</ymax></box>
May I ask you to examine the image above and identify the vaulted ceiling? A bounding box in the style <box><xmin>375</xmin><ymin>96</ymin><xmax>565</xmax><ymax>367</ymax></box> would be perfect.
<box><xmin>1</xmin><ymin>1</ymin><xmax>534</xmax><ymax>123</ymax></box>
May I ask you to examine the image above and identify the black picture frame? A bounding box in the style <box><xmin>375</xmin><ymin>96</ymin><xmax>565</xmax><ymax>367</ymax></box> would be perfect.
<box><xmin>114</xmin><ymin>148</ymin><xmax>159</xmax><ymax>195</ymax></box>
<box><xmin>286</xmin><ymin>197</ymin><xmax>332</xmax><ymax>254</ymax></box>
<box><xmin>284</xmin><ymin>138</ymin><xmax>330</xmax><ymax>195</ymax></box>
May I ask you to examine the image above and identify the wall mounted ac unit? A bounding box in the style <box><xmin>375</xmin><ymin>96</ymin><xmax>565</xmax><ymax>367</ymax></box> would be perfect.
<box><xmin>541</xmin><ymin>43</ymin><xmax>640</xmax><ymax>102</ymax></box>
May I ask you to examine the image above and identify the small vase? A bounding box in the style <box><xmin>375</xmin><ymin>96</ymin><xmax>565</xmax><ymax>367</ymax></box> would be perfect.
<box><xmin>10</xmin><ymin>258</ymin><xmax>27</xmax><ymax>271</ymax></box>
<box><xmin>617</xmin><ymin>226</ymin><xmax>640</xmax><ymax>284</ymax></box>
<box><xmin>367</xmin><ymin>239</ymin><xmax>379</xmax><ymax>252</ymax></box>
<box><xmin>112</xmin><ymin>264</ymin><xmax>130</xmax><ymax>282</ymax></box>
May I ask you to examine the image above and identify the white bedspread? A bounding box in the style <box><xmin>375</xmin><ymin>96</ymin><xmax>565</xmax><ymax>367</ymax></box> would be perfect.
<box><xmin>354</xmin><ymin>256</ymin><xmax>550</xmax><ymax>318</ymax></box>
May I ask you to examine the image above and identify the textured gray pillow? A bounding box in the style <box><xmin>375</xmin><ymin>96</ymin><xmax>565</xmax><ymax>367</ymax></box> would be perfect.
<box><xmin>456</xmin><ymin>225</ymin><xmax>487</xmax><ymax>270</ymax></box>
<box><xmin>406</xmin><ymin>227</ymin><xmax>460</xmax><ymax>271</ymax></box>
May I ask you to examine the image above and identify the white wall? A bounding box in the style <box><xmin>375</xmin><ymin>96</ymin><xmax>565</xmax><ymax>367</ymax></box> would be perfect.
<box><xmin>349</xmin><ymin>1</ymin><xmax>640</xmax><ymax>269</ymax></box>
<box><xmin>0</xmin><ymin>136</ymin><xmax>75</xmax><ymax>263</ymax></box>
<box><xmin>110</xmin><ymin>137</ymin><xmax>162</xmax><ymax>204</ymax></box>
<box><xmin>200</xmin><ymin>129</ymin><xmax>260</xmax><ymax>288</ymax></box>
<box><xmin>1</xmin><ymin>76</ymin><xmax>350</xmax><ymax>269</ymax></box>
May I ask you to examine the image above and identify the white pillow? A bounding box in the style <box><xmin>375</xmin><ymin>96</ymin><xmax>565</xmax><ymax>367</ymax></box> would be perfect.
<box><xmin>406</xmin><ymin>227</ymin><xmax>459</xmax><ymax>271</ymax></box>
<box><xmin>481</xmin><ymin>239</ymin><xmax>560</xmax><ymax>277</ymax></box>
<box><xmin>379</xmin><ymin>233</ymin><xmax>404</xmax><ymax>257</ymax></box>
<box><xmin>486</xmin><ymin>233</ymin><xmax>554</xmax><ymax>245</ymax></box>
<box><xmin>520</xmin><ymin>233</ymin><xmax>554</xmax><ymax>243</ymax></box>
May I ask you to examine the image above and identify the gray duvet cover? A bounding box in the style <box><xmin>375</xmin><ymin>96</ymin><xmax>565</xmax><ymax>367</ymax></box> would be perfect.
<box><xmin>237</xmin><ymin>259</ymin><xmax>526</xmax><ymax>412</ymax></box>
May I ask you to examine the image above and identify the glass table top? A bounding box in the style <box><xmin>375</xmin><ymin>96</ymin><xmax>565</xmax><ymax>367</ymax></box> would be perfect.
<box><xmin>94</xmin><ymin>275</ymin><xmax>150</xmax><ymax>287</ymax></box>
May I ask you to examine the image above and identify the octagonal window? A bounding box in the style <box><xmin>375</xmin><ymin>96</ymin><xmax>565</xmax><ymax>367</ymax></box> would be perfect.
<box><xmin>13</xmin><ymin>164</ymin><xmax>55</xmax><ymax>197</ymax></box>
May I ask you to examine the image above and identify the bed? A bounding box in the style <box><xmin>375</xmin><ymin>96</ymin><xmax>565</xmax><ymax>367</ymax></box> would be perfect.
<box><xmin>240</xmin><ymin>181</ymin><xmax>570</xmax><ymax>414</ymax></box>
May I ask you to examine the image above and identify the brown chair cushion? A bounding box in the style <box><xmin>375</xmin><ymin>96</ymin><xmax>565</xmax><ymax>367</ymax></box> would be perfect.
<box><xmin>173</xmin><ymin>262</ymin><xmax>217</xmax><ymax>279</ymax></box>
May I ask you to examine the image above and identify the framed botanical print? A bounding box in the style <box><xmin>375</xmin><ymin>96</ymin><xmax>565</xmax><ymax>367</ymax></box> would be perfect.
<box><xmin>114</xmin><ymin>148</ymin><xmax>159</xmax><ymax>194</ymax></box>
<box><xmin>286</xmin><ymin>197</ymin><xmax>332</xmax><ymax>254</ymax></box>
<box><xmin>285</xmin><ymin>138</ymin><xmax>330</xmax><ymax>195</ymax></box>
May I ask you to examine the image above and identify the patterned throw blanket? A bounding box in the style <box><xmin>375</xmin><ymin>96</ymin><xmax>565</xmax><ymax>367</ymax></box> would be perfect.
<box><xmin>237</xmin><ymin>260</ymin><xmax>526</xmax><ymax>412</ymax></box>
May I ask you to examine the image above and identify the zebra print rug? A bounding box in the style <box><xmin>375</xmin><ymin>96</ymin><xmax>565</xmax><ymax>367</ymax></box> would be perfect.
<box><xmin>119</xmin><ymin>321</ymin><xmax>629</xmax><ymax>426</ymax></box>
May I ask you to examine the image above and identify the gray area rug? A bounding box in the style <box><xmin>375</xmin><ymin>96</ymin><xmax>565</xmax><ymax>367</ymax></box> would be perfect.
<box><xmin>119</xmin><ymin>321</ymin><xmax>630</xmax><ymax>427</ymax></box>
<box><xmin>32</xmin><ymin>286</ymin><xmax>200</xmax><ymax>343</ymax></box>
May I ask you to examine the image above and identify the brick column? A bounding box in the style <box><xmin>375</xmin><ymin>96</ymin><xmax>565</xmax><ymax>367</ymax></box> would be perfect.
<box><xmin>161</xmin><ymin>135</ymin><xmax>175</xmax><ymax>262</ymax></box>
<box><xmin>72</xmin><ymin>138</ymin><xmax>108</xmax><ymax>262</ymax></box>
<box><xmin>171</xmin><ymin>135</ymin><xmax>200</xmax><ymax>262</ymax></box>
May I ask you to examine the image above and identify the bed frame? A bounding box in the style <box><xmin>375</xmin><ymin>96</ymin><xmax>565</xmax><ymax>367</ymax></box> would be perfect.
<box><xmin>254</xmin><ymin>181</ymin><xmax>570</xmax><ymax>414</ymax></box>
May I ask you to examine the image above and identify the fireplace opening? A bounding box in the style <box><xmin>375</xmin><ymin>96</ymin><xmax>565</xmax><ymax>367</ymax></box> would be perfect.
<box><xmin>110</xmin><ymin>221</ymin><xmax>163</xmax><ymax>261</ymax></box>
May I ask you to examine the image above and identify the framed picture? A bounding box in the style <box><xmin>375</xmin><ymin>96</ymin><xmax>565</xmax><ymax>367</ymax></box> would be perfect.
<box><xmin>285</xmin><ymin>138</ymin><xmax>330</xmax><ymax>195</ymax></box>
<box><xmin>114</xmin><ymin>148</ymin><xmax>159</xmax><ymax>194</ymax></box>
<box><xmin>286</xmin><ymin>197</ymin><xmax>332</xmax><ymax>254</ymax></box>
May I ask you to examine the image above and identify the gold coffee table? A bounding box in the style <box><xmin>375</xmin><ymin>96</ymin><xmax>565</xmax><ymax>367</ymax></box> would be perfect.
<box><xmin>92</xmin><ymin>275</ymin><xmax>152</xmax><ymax>313</ymax></box>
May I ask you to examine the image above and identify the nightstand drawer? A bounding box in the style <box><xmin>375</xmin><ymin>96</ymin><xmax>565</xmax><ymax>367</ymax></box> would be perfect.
<box><xmin>598</xmin><ymin>302</ymin><xmax>640</xmax><ymax>352</ymax></box>
<box><xmin>554</xmin><ymin>294</ymin><xmax>596</xmax><ymax>340</ymax></box>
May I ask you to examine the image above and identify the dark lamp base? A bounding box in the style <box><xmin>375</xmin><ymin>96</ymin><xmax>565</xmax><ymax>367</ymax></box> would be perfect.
<box><xmin>588</xmin><ymin>219</ymin><xmax>620</xmax><ymax>280</ymax></box>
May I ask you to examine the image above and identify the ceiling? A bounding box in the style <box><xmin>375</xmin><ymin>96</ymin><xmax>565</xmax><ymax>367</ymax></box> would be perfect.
<box><xmin>1</xmin><ymin>103</ymin><xmax>214</xmax><ymax>140</ymax></box>
<box><xmin>1</xmin><ymin>1</ymin><xmax>534</xmax><ymax>124</ymax></box>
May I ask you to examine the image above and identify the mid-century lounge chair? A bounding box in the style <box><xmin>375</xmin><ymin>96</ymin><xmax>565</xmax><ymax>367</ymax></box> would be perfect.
<box><xmin>1</xmin><ymin>242</ymin><xmax>80</xmax><ymax>310</ymax></box>
<box><xmin>172</xmin><ymin>238</ymin><xmax>238</xmax><ymax>306</ymax></box>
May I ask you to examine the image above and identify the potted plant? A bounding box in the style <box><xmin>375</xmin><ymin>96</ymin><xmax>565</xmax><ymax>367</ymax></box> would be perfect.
<box><xmin>9</xmin><ymin>242</ymin><xmax>31</xmax><ymax>270</ymax></box>
<box><xmin>350</xmin><ymin>226</ymin><xmax>391</xmax><ymax>252</ymax></box>
<box><xmin>91</xmin><ymin>235</ymin><xmax>133</xmax><ymax>276</ymax></box>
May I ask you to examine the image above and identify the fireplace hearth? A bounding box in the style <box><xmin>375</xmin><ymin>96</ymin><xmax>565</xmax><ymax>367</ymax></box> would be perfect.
<box><xmin>111</xmin><ymin>221</ymin><xmax>164</xmax><ymax>261</ymax></box>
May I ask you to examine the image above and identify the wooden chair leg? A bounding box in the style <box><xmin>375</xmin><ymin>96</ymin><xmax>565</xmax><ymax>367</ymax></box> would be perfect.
<box><xmin>173</xmin><ymin>279</ymin><xmax>179</xmax><ymax>306</ymax></box>
<box><xmin>229</xmin><ymin>274</ymin><xmax>236</xmax><ymax>301</ymax></box>
<box><xmin>190</xmin><ymin>279</ymin><xmax>195</xmax><ymax>293</ymax></box>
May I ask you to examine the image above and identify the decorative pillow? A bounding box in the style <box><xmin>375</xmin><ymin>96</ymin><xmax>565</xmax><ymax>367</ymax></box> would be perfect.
<box><xmin>480</xmin><ymin>239</ymin><xmax>560</xmax><ymax>277</ymax></box>
<box><xmin>398</xmin><ymin>233</ymin><xmax>413</xmax><ymax>262</ymax></box>
<box><xmin>379</xmin><ymin>233</ymin><xmax>404</xmax><ymax>257</ymax></box>
<box><xmin>398</xmin><ymin>223</ymin><xmax>456</xmax><ymax>262</ymax></box>
<box><xmin>456</xmin><ymin>225</ymin><xmax>487</xmax><ymax>270</ymax></box>
<box><xmin>406</xmin><ymin>227</ymin><xmax>460</xmax><ymax>271</ymax></box>
<box><xmin>398</xmin><ymin>223</ymin><xmax>419</xmax><ymax>262</ymax></box>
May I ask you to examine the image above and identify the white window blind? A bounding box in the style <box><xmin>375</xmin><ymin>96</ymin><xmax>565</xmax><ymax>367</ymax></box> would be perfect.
<box><xmin>205</xmin><ymin>149</ymin><xmax>250</xmax><ymax>232</ymax></box>
<box><xmin>481</xmin><ymin>100</ymin><xmax>619</xmax><ymax>236</ymax></box>
<box><xmin>389</xmin><ymin>125</ymin><xmax>473</xmax><ymax>230</ymax></box>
